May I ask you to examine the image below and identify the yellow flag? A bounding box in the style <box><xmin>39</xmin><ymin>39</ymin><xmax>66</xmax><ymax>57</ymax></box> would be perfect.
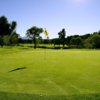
<box><xmin>44</xmin><ymin>28</ymin><xmax>48</xmax><ymax>36</ymax></box>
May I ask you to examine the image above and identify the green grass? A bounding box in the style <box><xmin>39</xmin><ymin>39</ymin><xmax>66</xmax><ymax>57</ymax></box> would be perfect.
<box><xmin>0</xmin><ymin>46</ymin><xmax>100</xmax><ymax>99</ymax></box>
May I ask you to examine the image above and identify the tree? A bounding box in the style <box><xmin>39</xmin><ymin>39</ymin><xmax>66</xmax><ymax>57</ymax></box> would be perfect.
<box><xmin>51</xmin><ymin>38</ymin><xmax>61</xmax><ymax>47</ymax></box>
<box><xmin>84</xmin><ymin>34</ymin><xmax>100</xmax><ymax>48</ymax></box>
<box><xmin>69</xmin><ymin>37</ymin><xmax>83</xmax><ymax>48</ymax></box>
<box><xmin>0</xmin><ymin>16</ymin><xmax>10</xmax><ymax>37</ymax></box>
<box><xmin>10</xmin><ymin>32</ymin><xmax>19</xmax><ymax>46</ymax></box>
<box><xmin>0</xmin><ymin>16</ymin><xmax>17</xmax><ymax>47</ymax></box>
<box><xmin>10</xmin><ymin>21</ymin><xmax>17</xmax><ymax>34</ymax></box>
<box><xmin>58</xmin><ymin>28</ymin><xmax>66</xmax><ymax>48</ymax></box>
<box><xmin>37</xmin><ymin>36</ymin><xmax>43</xmax><ymax>44</ymax></box>
<box><xmin>3</xmin><ymin>35</ymin><xmax>10</xmax><ymax>45</ymax></box>
<box><xmin>26</xmin><ymin>26</ymin><xmax>43</xmax><ymax>48</ymax></box>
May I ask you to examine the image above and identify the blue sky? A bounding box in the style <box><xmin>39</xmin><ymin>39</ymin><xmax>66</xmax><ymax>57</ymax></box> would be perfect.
<box><xmin>0</xmin><ymin>0</ymin><xmax>100</xmax><ymax>38</ymax></box>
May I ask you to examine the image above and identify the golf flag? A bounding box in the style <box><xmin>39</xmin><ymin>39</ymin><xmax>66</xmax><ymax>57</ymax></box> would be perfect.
<box><xmin>44</xmin><ymin>28</ymin><xmax>49</xmax><ymax>36</ymax></box>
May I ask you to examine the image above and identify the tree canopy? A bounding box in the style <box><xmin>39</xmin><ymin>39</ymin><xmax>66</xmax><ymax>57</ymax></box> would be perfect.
<box><xmin>58</xmin><ymin>28</ymin><xmax>66</xmax><ymax>48</ymax></box>
<box><xmin>26</xmin><ymin>26</ymin><xmax>43</xmax><ymax>48</ymax></box>
<box><xmin>0</xmin><ymin>16</ymin><xmax>18</xmax><ymax>47</ymax></box>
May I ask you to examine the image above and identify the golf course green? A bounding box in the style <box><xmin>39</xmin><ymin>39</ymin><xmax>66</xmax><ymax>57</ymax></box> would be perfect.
<box><xmin>0</xmin><ymin>46</ymin><xmax>100</xmax><ymax>100</ymax></box>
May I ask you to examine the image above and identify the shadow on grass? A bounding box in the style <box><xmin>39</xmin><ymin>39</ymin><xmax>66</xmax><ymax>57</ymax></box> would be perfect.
<box><xmin>9</xmin><ymin>67</ymin><xmax>27</xmax><ymax>72</ymax></box>
<box><xmin>0</xmin><ymin>91</ymin><xmax>100</xmax><ymax>100</ymax></box>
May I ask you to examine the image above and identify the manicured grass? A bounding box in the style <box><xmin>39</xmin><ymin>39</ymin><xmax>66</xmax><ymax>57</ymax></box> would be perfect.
<box><xmin>0</xmin><ymin>46</ymin><xmax>100</xmax><ymax>99</ymax></box>
<box><xmin>0</xmin><ymin>91</ymin><xmax>100</xmax><ymax>100</ymax></box>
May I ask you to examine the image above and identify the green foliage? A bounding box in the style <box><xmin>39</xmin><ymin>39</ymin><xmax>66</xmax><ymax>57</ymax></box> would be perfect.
<box><xmin>0</xmin><ymin>16</ymin><xmax>18</xmax><ymax>47</ymax></box>
<box><xmin>26</xmin><ymin>26</ymin><xmax>43</xmax><ymax>48</ymax></box>
<box><xmin>10</xmin><ymin>32</ymin><xmax>19</xmax><ymax>46</ymax></box>
<box><xmin>69</xmin><ymin>37</ymin><xmax>83</xmax><ymax>48</ymax></box>
<box><xmin>0</xmin><ymin>36</ymin><xmax>3</xmax><ymax>47</ymax></box>
<box><xmin>58</xmin><ymin>28</ymin><xmax>66</xmax><ymax>47</ymax></box>
<box><xmin>65</xmin><ymin>32</ymin><xmax>100</xmax><ymax>49</ymax></box>
<box><xmin>0</xmin><ymin>16</ymin><xmax>10</xmax><ymax>36</ymax></box>
<box><xmin>10</xmin><ymin>21</ymin><xmax>17</xmax><ymax>33</ymax></box>
<box><xmin>37</xmin><ymin>36</ymin><xmax>43</xmax><ymax>44</ymax></box>
<box><xmin>3</xmin><ymin>35</ymin><xmax>10</xmax><ymax>45</ymax></box>
<box><xmin>84</xmin><ymin>34</ymin><xmax>100</xmax><ymax>48</ymax></box>
<box><xmin>52</xmin><ymin>38</ymin><xmax>61</xmax><ymax>46</ymax></box>
<box><xmin>26</xmin><ymin>26</ymin><xmax>43</xmax><ymax>38</ymax></box>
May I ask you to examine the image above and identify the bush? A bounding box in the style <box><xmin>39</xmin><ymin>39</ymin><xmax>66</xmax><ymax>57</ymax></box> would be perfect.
<box><xmin>84</xmin><ymin>34</ymin><xmax>100</xmax><ymax>48</ymax></box>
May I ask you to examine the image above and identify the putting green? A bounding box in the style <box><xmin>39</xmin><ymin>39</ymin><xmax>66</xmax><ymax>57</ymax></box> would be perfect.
<box><xmin>0</xmin><ymin>47</ymin><xmax>100</xmax><ymax>98</ymax></box>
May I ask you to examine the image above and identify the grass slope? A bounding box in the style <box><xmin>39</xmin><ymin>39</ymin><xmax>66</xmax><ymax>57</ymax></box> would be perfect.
<box><xmin>0</xmin><ymin>46</ymin><xmax>100</xmax><ymax>99</ymax></box>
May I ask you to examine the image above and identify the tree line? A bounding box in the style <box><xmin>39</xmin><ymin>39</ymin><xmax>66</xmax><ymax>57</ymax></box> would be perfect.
<box><xmin>0</xmin><ymin>15</ymin><xmax>100</xmax><ymax>49</ymax></box>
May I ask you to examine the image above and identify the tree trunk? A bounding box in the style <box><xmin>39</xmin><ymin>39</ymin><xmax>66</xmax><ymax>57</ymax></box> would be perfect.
<box><xmin>63</xmin><ymin>43</ymin><xmax>64</xmax><ymax>48</ymax></box>
<box><xmin>33</xmin><ymin>36</ymin><xmax>36</xmax><ymax>49</ymax></box>
<box><xmin>0</xmin><ymin>37</ymin><xmax>4</xmax><ymax>47</ymax></box>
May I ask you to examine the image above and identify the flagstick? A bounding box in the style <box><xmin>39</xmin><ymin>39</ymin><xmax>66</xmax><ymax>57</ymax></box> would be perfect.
<box><xmin>43</xmin><ymin>28</ymin><xmax>49</xmax><ymax>61</ymax></box>
<box><xmin>44</xmin><ymin>46</ymin><xmax>46</xmax><ymax>60</ymax></box>
<box><xmin>44</xmin><ymin>36</ymin><xmax>47</xmax><ymax>60</ymax></box>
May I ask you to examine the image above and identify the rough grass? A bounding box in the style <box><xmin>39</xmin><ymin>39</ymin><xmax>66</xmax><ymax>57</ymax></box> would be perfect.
<box><xmin>0</xmin><ymin>46</ymin><xmax>100</xmax><ymax>99</ymax></box>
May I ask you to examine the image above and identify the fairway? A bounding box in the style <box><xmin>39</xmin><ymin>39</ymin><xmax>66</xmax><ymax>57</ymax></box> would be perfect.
<box><xmin>0</xmin><ymin>47</ymin><xmax>100</xmax><ymax>99</ymax></box>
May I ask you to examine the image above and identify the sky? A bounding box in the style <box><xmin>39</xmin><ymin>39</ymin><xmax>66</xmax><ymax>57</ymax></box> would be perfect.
<box><xmin>0</xmin><ymin>0</ymin><xmax>100</xmax><ymax>38</ymax></box>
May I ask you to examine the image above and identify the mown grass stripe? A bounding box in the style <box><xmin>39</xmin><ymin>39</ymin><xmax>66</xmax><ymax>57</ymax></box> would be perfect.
<box><xmin>43</xmin><ymin>78</ymin><xmax>67</xmax><ymax>95</ymax></box>
<box><xmin>70</xmin><ymin>84</ymin><xmax>82</xmax><ymax>93</ymax></box>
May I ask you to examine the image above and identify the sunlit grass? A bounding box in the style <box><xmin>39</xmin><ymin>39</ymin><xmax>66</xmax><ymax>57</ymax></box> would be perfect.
<box><xmin>0</xmin><ymin>46</ymin><xmax>100</xmax><ymax>99</ymax></box>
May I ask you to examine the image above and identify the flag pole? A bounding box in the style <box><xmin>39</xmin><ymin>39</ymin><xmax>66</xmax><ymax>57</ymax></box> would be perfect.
<box><xmin>44</xmin><ymin>28</ymin><xmax>49</xmax><ymax>60</ymax></box>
